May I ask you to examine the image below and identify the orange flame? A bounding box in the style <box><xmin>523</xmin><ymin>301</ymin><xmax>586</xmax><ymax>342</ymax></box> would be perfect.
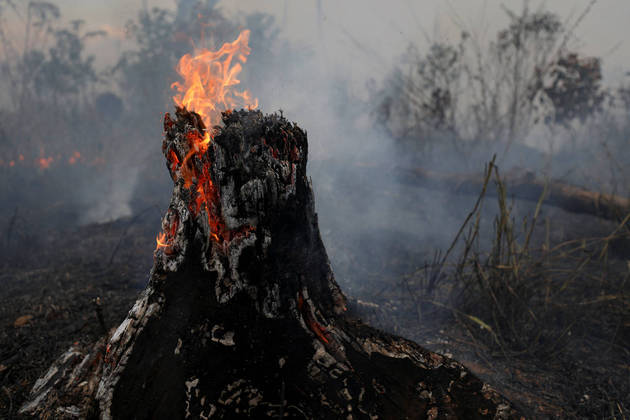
<box><xmin>155</xmin><ymin>232</ymin><xmax>167</xmax><ymax>250</ymax></box>
<box><xmin>155</xmin><ymin>213</ymin><xmax>179</xmax><ymax>252</ymax></box>
<box><xmin>37</xmin><ymin>156</ymin><xmax>54</xmax><ymax>169</ymax></box>
<box><xmin>171</xmin><ymin>29</ymin><xmax>258</xmax><ymax>133</ymax></box>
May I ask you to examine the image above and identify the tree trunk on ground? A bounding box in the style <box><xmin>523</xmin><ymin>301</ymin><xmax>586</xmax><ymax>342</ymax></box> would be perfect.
<box><xmin>393</xmin><ymin>166</ymin><xmax>630</xmax><ymax>222</ymax></box>
<box><xmin>21</xmin><ymin>109</ymin><xmax>519</xmax><ymax>419</ymax></box>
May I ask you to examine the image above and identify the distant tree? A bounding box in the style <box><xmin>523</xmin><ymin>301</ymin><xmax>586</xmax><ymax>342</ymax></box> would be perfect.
<box><xmin>538</xmin><ymin>53</ymin><xmax>605</xmax><ymax>126</ymax></box>
<box><xmin>487</xmin><ymin>7</ymin><xmax>564</xmax><ymax>146</ymax></box>
<box><xmin>0</xmin><ymin>2</ymin><xmax>103</xmax><ymax>111</ymax></box>
<box><xmin>114</xmin><ymin>0</ymin><xmax>296</xmax><ymax>123</ymax></box>
<box><xmin>375</xmin><ymin>2</ymin><xmax>605</xmax><ymax>157</ymax></box>
<box><xmin>32</xmin><ymin>21</ymin><xmax>105</xmax><ymax>105</ymax></box>
<box><xmin>0</xmin><ymin>1</ymin><xmax>60</xmax><ymax>109</ymax></box>
<box><xmin>377</xmin><ymin>42</ymin><xmax>463</xmax><ymax>142</ymax></box>
<box><xmin>113</xmin><ymin>7</ymin><xmax>179</xmax><ymax>117</ymax></box>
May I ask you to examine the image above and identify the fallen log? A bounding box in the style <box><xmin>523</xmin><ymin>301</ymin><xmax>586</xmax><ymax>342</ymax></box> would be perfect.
<box><xmin>351</xmin><ymin>162</ymin><xmax>630</xmax><ymax>222</ymax></box>
<box><xmin>21</xmin><ymin>108</ymin><xmax>519</xmax><ymax>419</ymax></box>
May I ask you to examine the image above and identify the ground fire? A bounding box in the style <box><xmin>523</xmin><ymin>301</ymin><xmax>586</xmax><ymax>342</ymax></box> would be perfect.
<box><xmin>0</xmin><ymin>150</ymin><xmax>103</xmax><ymax>170</ymax></box>
<box><xmin>18</xmin><ymin>30</ymin><xmax>520</xmax><ymax>418</ymax></box>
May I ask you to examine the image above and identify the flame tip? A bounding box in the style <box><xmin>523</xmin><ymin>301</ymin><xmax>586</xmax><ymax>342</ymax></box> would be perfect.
<box><xmin>171</xmin><ymin>29</ymin><xmax>258</xmax><ymax>131</ymax></box>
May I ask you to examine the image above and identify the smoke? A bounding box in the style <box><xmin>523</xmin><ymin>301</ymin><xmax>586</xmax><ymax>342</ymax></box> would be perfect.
<box><xmin>2</xmin><ymin>0</ymin><xmax>628</xmax><ymax>302</ymax></box>
<box><xmin>0</xmin><ymin>3</ymin><xmax>627</xmax><ymax>415</ymax></box>
<box><xmin>0</xmin><ymin>0</ymin><xmax>622</xmax><ymax>310</ymax></box>
<box><xmin>209</xmin><ymin>2</ymin><xmax>630</xmax><ymax>358</ymax></box>
<box><xmin>79</xmin><ymin>160</ymin><xmax>139</xmax><ymax>225</ymax></box>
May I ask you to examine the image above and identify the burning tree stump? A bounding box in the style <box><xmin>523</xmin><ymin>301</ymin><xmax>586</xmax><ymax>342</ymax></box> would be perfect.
<box><xmin>21</xmin><ymin>108</ymin><xmax>518</xmax><ymax>419</ymax></box>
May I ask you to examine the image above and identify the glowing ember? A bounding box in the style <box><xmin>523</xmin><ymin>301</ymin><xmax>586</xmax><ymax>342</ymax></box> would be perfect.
<box><xmin>37</xmin><ymin>157</ymin><xmax>54</xmax><ymax>169</ymax></box>
<box><xmin>68</xmin><ymin>151</ymin><xmax>81</xmax><ymax>165</ymax></box>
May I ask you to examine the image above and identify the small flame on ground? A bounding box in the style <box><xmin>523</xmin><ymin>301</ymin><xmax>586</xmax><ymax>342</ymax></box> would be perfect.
<box><xmin>0</xmin><ymin>151</ymin><xmax>99</xmax><ymax>170</ymax></box>
<box><xmin>68</xmin><ymin>151</ymin><xmax>81</xmax><ymax>165</ymax></box>
<box><xmin>156</xmin><ymin>232</ymin><xmax>168</xmax><ymax>250</ymax></box>
<box><xmin>38</xmin><ymin>157</ymin><xmax>54</xmax><ymax>169</ymax></box>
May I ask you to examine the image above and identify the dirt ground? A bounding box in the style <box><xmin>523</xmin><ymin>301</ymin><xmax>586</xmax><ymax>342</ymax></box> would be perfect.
<box><xmin>0</xmin><ymin>212</ymin><xmax>157</xmax><ymax>418</ymax></box>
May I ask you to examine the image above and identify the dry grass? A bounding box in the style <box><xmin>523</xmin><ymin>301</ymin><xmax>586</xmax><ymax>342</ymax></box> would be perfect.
<box><xmin>395</xmin><ymin>158</ymin><xmax>630</xmax><ymax>416</ymax></box>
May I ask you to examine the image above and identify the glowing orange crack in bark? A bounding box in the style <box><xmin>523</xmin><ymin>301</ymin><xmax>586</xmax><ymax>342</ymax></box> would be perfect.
<box><xmin>155</xmin><ymin>211</ymin><xmax>180</xmax><ymax>254</ymax></box>
<box><xmin>297</xmin><ymin>292</ymin><xmax>331</xmax><ymax>344</ymax></box>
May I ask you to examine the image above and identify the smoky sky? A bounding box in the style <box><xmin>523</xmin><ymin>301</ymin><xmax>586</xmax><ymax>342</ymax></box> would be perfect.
<box><xmin>57</xmin><ymin>0</ymin><xmax>630</xmax><ymax>84</ymax></box>
<box><xmin>28</xmin><ymin>0</ymin><xmax>630</xmax><ymax>227</ymax></box>
<box><xmin>50</xmin><ymin>1</ymin><xmax>630</xmax><ymax>160</ymax></box>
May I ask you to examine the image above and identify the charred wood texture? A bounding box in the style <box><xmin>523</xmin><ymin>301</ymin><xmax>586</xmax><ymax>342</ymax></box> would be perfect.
<box><xmin>22</xmin><ymin>109</ymin><xmax>519</xmax><ymax>419</ymax></box>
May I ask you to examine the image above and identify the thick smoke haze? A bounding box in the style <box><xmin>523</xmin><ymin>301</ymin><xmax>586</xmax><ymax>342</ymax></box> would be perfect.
<box><xmin>0</xmin><ymin>0</ymin><xmax>625</xmax><ymax>265</ymax></box>
<box><xmin>1</xmin><ymin>3</ymin><xmax>629</xmax><ymax>417</ymax></box>
<box><xmin>2</xmin><ymin>0</ymin><xmax>629</xmax><ymax>279</ymax></box>
<box><xmin>65</xmin><ymin>1</ymin><xmax>630</xmax><ymax>84</ymax></box>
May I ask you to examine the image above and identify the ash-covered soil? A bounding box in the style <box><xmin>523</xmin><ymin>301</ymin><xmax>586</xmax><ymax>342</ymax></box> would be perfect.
<box><xmin>0</xmin><ymin>211</ymin><xmax>159</xmax><ymax>419</ymax></box>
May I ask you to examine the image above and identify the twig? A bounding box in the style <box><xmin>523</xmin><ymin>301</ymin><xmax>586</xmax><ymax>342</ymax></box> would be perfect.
<box><xmin>439</xmin><ymin>156</ymin><xmax>496</xmax><ymax>274</ymax></box>
<box><xmin>92</xmin><ymin>296</ymin><xmax>107</xmax><ymax>335</ymax></box>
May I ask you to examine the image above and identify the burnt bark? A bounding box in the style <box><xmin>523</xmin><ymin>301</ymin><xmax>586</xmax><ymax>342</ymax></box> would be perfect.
<box><xmin>21</xmin><ymin>109</ymin><xmax>519</xmax><ymax>419</ymax></box>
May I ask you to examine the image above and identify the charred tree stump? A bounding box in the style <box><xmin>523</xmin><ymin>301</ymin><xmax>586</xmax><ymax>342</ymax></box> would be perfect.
<box><xmin>21</xmin><ymin>109</ymin><xmax>519</xmax><ymax>419</ymax></box>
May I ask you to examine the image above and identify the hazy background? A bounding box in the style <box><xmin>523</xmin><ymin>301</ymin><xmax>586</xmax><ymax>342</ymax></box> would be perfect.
<box><xmin>1</xmin><ymin>2</ymin><xmax>629</xmax><ymax>416</ymax></box>
<box><xmin>0</xmin><ymin>0</ymin><xmax>627</xmax><ymax>274</ymax></box>
<box><xmin>48</xmin><ymin>1</ymin><xmax>630</xmax><ymax>155</ymax></box>
<box><xmin>1</xmin><ymin>0</ymin><xmax>629</xmax><ymax>285</ymax></box>
<box><xmin>56</xmin><ymin>0</ymin><xmax>630</xmax><ymax>82</ymax></box>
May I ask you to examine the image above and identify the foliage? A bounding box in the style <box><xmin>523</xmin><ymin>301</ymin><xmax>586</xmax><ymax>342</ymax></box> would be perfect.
<box><xmin>113</xmin><ymin>1</ymin><xmax>240</xmax><ymax>117</ymax></box>
<box><xmin>399</xmin><ymin>159</ymin><xmax>630</xmax><ymax>366</ymax></box>
<box><xmin>376</xmin><ymin>3</ymin><xmax>607</xmax><ymax>156</ymax></box>
<box><xmin>0</xmin><ymin>2</ymin><xmax>103</xmax><ymax>110</ymax></box>
<box><xmin>538</xmin><ymin>53</ymin><xmax>605</xmax><ymax>126</ymax></box>
<box><xmin>377</xmin><ymin>42</ymin><xmax>462</xmax><ymax>139</ymax></box>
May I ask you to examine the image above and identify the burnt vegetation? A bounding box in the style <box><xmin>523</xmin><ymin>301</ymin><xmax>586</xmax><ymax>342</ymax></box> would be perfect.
<box><xmin>0</xmin><ymin>1</ymin><xmax>629</xmax><ymax>418</ymax></box>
